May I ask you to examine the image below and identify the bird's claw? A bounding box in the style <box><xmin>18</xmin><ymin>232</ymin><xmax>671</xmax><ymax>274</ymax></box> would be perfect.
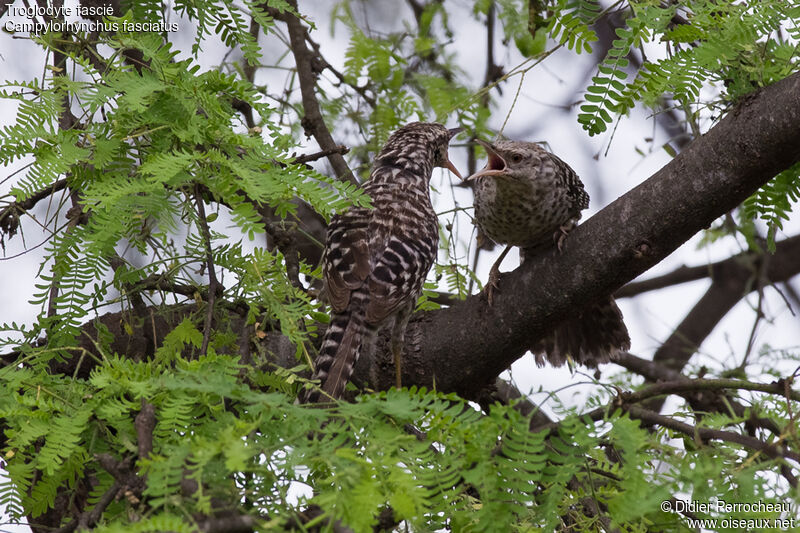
<box><xmin>484</xmin><ymin>266</ymin><xmax>501</xmax><ymax>306</ymax></box>
<box><xmin>554</xmin><ymin>223</ymin><xmax>572</xmax><ymax>252</ymax></box>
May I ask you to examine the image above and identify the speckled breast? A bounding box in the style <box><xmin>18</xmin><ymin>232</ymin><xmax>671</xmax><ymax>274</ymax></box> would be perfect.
<box><xmin>473</xmin><ymin>173</ymin><xmax>575</xmax><ymax>248</ymax></box>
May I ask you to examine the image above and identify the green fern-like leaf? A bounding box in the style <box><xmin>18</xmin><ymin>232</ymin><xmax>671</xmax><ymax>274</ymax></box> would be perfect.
<box><xmin>742</xmin><ymin>162</ymin><xmax>800</xmax><ymax>251</ymax></box>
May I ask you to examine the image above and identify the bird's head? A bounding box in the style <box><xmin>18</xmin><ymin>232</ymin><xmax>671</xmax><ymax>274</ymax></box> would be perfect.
<box><xmin>467</xmin><ymin>139</ymin><xmax>543</xmax><ymax>182</ymax></box>
<box><xmin>377</xmin><ymin>122</ymin><xmax>463</xmax><ymax>180</ymax></box>
<box><xmin>432</xmin><ymin>125</ymin><xmax>464</xmax><ymax>179</ymax></box>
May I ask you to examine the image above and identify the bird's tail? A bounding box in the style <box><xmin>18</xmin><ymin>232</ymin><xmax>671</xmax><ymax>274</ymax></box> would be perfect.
<box><xmin>532</xmin><ymin>296</ymin><xmax>630</xmax><ymax>368</ymax></box>
<box><xmin>301</xmin><ymin>305</ymin><xmax>369</xmax><ymax>403</ymax></box>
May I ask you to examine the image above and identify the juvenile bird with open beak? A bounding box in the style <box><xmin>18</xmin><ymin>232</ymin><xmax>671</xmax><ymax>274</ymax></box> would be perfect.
<box><xmin>468</xmin><ymin>138</ymin><xmax>629</xmax><ymax>368</ymax></box>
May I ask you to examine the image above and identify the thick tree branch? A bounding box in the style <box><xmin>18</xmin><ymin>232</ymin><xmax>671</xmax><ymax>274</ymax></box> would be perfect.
<box><xmin>616</xmin><ymin>234</ymin><xmax>800</xmax><ymax>298</ymax></box>
<box><xmin>355</xmin><ymin>71</ymin><xmax>800</xmax><ymax>398</ymax></box>
<box><xmin>646</xmin><ymin>234</ymin><xmax>800</xmax><ymax>387</ymax></box>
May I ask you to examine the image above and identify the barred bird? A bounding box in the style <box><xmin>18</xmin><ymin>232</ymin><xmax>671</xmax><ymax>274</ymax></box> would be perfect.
<box><xmin>468</xmin><ymin>139</ymin><xmax>629</xmax><ymax>367</ymax></box>
<box><xmin>302</xmin><ymin>123</ymin><xmax>462</xmax><ymax>402</ymax></box>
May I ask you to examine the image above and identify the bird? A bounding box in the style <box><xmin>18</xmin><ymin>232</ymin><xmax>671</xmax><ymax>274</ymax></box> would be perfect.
<box><xmin>467</xmin><ymin>139</ymin><xmax>629</xmax><ymax>367</ymax></box>
<box><xmin>301</xmin><ymin>122</ymin><xmax>462</xmax><ymax>402</ymax></box>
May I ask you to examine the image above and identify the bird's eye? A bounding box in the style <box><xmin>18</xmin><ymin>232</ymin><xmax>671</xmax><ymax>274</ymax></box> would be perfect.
<box><xmin>510</xmin><ymin>153</ymin><xmax>523</xmax><ymax>163</ymax></box>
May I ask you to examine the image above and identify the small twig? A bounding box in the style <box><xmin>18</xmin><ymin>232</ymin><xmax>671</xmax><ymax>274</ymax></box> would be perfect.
<box><xmin>616</xmin><ymin>352</ymin><xmax>786</xmax><ymax>439</ymax></box>
<box><xmin>194</xmin><ymin>184</ymin><xmax>220</xmax><ymax>356</ymax></box>
<box><xmin>617</xmin><ymin>234</ymin><xmax>800</xmax><ymax>298</ymax></box>
<box><xmin>135</xmin><ymin>399</ymin><xmax>156</xmax><ymax>460</ymax></box>
<box><xmin>40</xmin><ymin>28</ymin><xmax>83</xmax><ymax>317</ymax></box>
<box><xmin>534</xmin><ymin>372</ymin><xmax>800</xmax><ymax>471</ymax></box>
<box><xmin>129</xmin><ymin>273</ymin><xmax>248</xmax><ymax>315</ymax></box>
<box><xmin>149</xmin><ymin>308</ymin><xmax>158</xmax><ymax>354</ymax></box>
<box><xmin>617</xmin><ymin>377</ymin><xmax>800</xmax><ymax>404</ymax></box>
<box><xmin>403</xmin><ymin>0</ymin><xmax>456</xmax><ymax>83</ymax></box>
<box><xmin>47</xmin><ymin>190</ymin><xmax>86</xmax><ymax>317</ymax></box>
<box><xmin>53</xmin><ymin>481</ymin><xmax>121</xmax><ymax>533</ymax></box>
<box><xmin>0</xmin><ymin>177</ymin><xmax>69</xmax><ymax>238</ymax></box>
<box><xmin>633</xmin><ymin>234</ymin><xmax>800</xmax><ymax>413</ymax></box>
<box><xmin>534</xmin><ymin>400</ymin><xmax>800</xmax><ymax>487</ymax></box>
<box><xmin>772</xmin><ymin>282</ymin><xmax>797</xmax><ymax>316</ymax></box>
<box><xmin>477</xmin><ymin>377</ymin><xmax>554</xmax><ymax>432</ymax></box>
<box><xmin>303</xmin><ymin>34</ymin><xmax>377</xmax><ymax>108</ymax></box>
<box><xmin>784</xmin><ymin>372</ymin><xmax>798</xmax><ymax>438</ymax></box>
<box><xmin>230</xmin><ymin>14</ymin><xmax>262</xmax><ymax>130</ymax></box>
<box><xmin>497</xmin><ymin>71</ymin><xmax>525</xmax><ymax>138</ymax></box>
<box><xmin>781</xmin><ymin>281</ymin><xmax>800</xmax><ymax>314</ymax></box>
<box><xmin>133</xmin><ymin>275</ymin><xmax>198</xmax><ymax>298</ymax></box>
<box><xmin>614</xmin><ymin>263</ymin><xmax>713</xmax><ymax>298</ymax></box>
<box><xmin>95</xmin><ymin>453</ymin><xmax>132</xmax><ymax>482</ymax></box>
<box><xmin>467</xmin><ymin>2</ymin><xmax>505</xmax><ymax>293</ymax></box>
<box><xmin>741</xmin><ymin>249</ymin><xmax>771</xmax><ymax>368</ymax></box>
<box><xmin>624</xmin><ymin>405</ymin><xmax>798</xmax><ymax>487</ymax></box>
<box><xmin>291</xmin><ymin>145</ymin><xmax>350</xmax><ymax>166</ymax></box>
<box><xmin>78</xmin><ymin>481</ymin><xmax>121</xmax><ymax>529</ymax></box>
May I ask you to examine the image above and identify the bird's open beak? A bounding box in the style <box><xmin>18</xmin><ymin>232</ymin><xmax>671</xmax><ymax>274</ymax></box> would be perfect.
<box><xmin>446</xmin><ymin>127</ymin><xmax>464</xmax><ymax>180</ymax></box>
<box><xmin>466</xmin><ymin>139</ymin><xmax>506</xmax><ymax>181</ymax></box>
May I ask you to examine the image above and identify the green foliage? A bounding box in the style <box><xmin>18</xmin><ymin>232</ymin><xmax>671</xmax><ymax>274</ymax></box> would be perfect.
<box><xmin>0</xmin><ymin>14</ymin><xmax>369</xmax><ymax>352</ymax></box>
<box><xmin>328</xmin><ymin>0</ymin><xmax>492</xmax><ymax>171</ymax></box>
<box><xmin>580</xmin><ymin>0</ymin><xmax>800</xmax><ymax>135</ymax></box>
<box><xmin>742</xmin><ymin>162</ymin><xmax>800</xmax><ymax>251</ymax></box>
<box><xmin>543</xmin><ymin>0</ymin><xmax>600</xmax><ymax>55</ymax></box>
<box><xmin>6</xmin><ymin>353</ymin><xmax>795</xmax><ymax>532</ymax></box>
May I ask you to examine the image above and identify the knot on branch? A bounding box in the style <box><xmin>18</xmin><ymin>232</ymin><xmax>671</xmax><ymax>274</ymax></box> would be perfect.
<box><xmin>94</xmin><ymin>453</ymin><xmax>145</xmax><ymax>503</ymax></box>
<box><xmin>0</xmin><ymin>206</ymin><xmax>20</xmax><ymax>246</ymax></box>
<box><xmin>632</xmin><ymin>240</ymin><xmax>653</xmax><ymax>259</ymax></box>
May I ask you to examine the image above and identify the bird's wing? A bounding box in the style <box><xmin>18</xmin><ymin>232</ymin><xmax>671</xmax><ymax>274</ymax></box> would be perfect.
<box><xmin>547</xmin><ymin>152</ymin><xmax>590</xmax><ymax>213</ymax></box>
<box><xmin>365</xmin><ymin>236</ymin><xmax>429</xmax><ymax>324</ymax></box>
<box><xmin>364</xmin><ymin>188</ymin><xmax>437</xmax><ymax>325</ymax></box>
<box><xmin>323</xmin><ymin>209</ymin><xmax>371</xmax><ymax>313</ymax></box>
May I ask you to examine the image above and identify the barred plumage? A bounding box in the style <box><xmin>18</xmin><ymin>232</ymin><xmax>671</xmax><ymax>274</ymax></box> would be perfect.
<box><xmin>469</xmin><ymin>139</ymin><xmax>630</xmax><ymax>367</ymax></box>
<box><xmin>302</xmin><ymin>122</ymin><xmax>462</xmax><ymax>402</ymax></box>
